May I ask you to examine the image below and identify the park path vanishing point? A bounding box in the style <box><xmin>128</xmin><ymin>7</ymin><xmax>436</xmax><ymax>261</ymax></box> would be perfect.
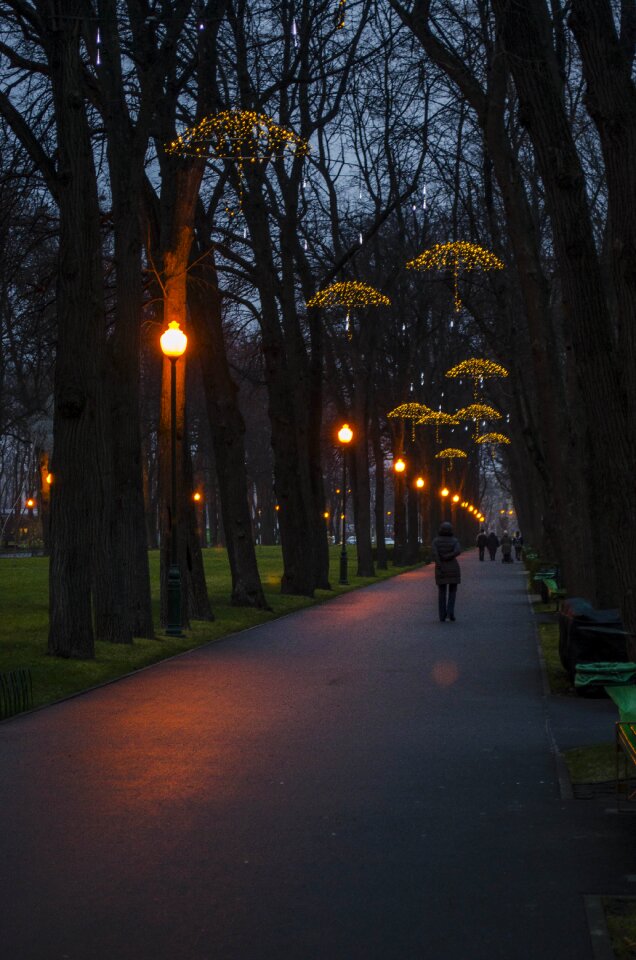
<box><xmin>1</xmin><ymin>552</ymin><xmax>635</xmax><ymax>959</ymax></box>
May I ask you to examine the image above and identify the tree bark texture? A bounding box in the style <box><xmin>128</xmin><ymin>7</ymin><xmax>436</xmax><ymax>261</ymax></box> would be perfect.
<box><xmin>188</xmin><ymin>244</ymin><xmax>268</xmax><ymax>608</ymax></box>
<box><xmin>43</xmin><ymin>6</ymin><xmax>104</xmax><ymax>658</ymax></box>
<box><xmin>491</xmin><ymin>0</ymin><xmax>632</xmax><ymax>612</ymax></box>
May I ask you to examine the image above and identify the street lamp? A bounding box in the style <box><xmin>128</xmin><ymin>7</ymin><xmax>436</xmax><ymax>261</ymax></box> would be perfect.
<box><xmin>337</xmin><ymin>423</ymin><xmax>353</xmax><ymax>584</ymax></box>
<box><xmin>160</xmin><ymin>320</ymin><xmax>188</xmax><ymax>636</ymax></box>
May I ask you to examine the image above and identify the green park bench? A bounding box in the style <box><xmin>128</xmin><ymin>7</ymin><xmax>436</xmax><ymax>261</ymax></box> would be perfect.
<box><xmin>575</xmin><ymin>664</ymin><xmax>636</xmax><ymax>806</ymax></box>
<box><xmin>531</xmin><ymin>563</ymin><xmax>565</xmax><ymax>609</ymax></box>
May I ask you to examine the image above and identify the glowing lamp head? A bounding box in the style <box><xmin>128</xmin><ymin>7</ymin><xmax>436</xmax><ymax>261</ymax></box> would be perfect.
<box><xmin>441</xmin><ymin>487</ymin><xmax>449</xmax><ymax>497</ymax></box>
<box><xmin>160</xmin><ymin>320</ymin><xmax>188</xmax><ymax>358</ymax></box>
<box><xmin>323</xmin><ymin>511</ymin><xmax>329</xmax><ymax>519</ymax></box>
<box><xmin>45</xmin><ymin>473</ymin><xmax>53</xmax><ymax>485</ymax></box>
<box><xmin>338</xmin><ymin>423</ymin><xmax>353</xmax><ymax>444</ymax></box>
<box><xmin>468</xmin><ymin>506</ymin><xmax>474</xmax><ymax>513</ymax></box>
<box><xmin>26</xmin><ymin>498</ymin><xmax>35</xmax><ymax>509</ymax></box>
<box><xmin>394</xmin><ymin>458</ymin><xmax>406</xmax><ymax>473</ymax></box>
<box><xmin>193</xmin><ymin>492</ymin><xmax>202</xmax><ymax>502</ymax></box>
<box><xmin>416</xmin><ymin>477</ymin><xmax>425</xmax><ymax>489</ymax></box>
<box><xmin>452</xmin><ymin>494</ymin><xmax>460</xmax><ymax>503</ymax></box>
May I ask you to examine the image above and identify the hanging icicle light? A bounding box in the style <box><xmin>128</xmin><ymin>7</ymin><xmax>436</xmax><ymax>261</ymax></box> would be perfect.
<box><xmin>423</xmin><ymin>184</ymin><xmax>427</xmax><ymax>210</ymax></box>
<box><xmin>96</xmin><ymin>27</ymin><xmax>101</xmax><ymax>66</ymax></box>
<box><xmin>291</xmin><ymin>19</ymin><xmax>299</xmax><ymax>48</ymax></box>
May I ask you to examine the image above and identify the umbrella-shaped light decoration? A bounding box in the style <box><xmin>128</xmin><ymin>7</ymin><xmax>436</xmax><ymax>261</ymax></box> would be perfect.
<box><xmin>306</xmin><ymin>280</ymin><xmax>390</xmax><ymax>339</ymax></box>
<box><xmin>475</xmin><ymin>432</ymin><xmax>511</xmax><ymax>446</ymax></box>
<box><xmin>434</xmin><ymin>447</ymin><xmax>468</xmax><ymax>471</ymax></box>
<box><xmin>416</xmin><ymin>409</ymin><xmax>460</xmax><ymax>445</ymax></box>
<box><xmin>445</xmin><ymin>358</ymin><xmax>508</xmax><ymax>400</ymax></box>
<box><xmin>165</xmin><ymin>110</ymin><xmax>309</xmax><ymax>217</ymax></box>
<box><xmin>387</xmin><ymin>402</ymin><xmax>433</xmax><ymax>441</ymax></box>
<box><xmin>455</xmin><ymin>402</ymin><xmax>503</xmax><ymax>440</ymax></box>
<box><xmin>406</xmin><ymin>241</ymin><xmax>504</xmax><ymax>312</ymax></box>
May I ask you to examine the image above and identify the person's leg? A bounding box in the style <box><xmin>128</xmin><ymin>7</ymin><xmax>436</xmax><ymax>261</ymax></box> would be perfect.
<box><xmin>438</xmin><ymin>584</ymin><xmax>447</xmax><ymax>621</ymax></box>
<box><xmin>479</xmin><ymin>547</ymin><xmax>484</xmax><ymax>560</ymax></box>
<box><xmin>447</xmin><ymin>584</ymin><xmax>457</xmax><ymax>619</ymax></box>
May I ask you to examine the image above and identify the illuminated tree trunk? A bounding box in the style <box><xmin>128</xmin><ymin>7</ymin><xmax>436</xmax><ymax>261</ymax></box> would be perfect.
<box><xmin>155</xmin><ymin>162</ymin><xmax>208</xmax><ymax>627</ymax></box>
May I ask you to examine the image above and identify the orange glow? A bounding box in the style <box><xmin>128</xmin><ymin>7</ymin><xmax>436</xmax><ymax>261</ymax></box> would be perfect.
<box><xmin>275</xmin><ymin>505</ymin><xmax>280</xmax><ymax>511</ymax></box>
<box><xmin>394</xmin><ymin>458</ymin><xmax>406</xmax><ymax>473</ymax></box>
<box><xmin>508</xmin><ymin>510</ymin><xmax>514</xmax><ymax>515</ymax></box>
<box><xmin>160</xmin><ymin>320</ymin><xmax>187</xmax><ymax>358</ymax></box>
<box><xmin>193</xmin><ymin>492</ymin><xmax>202</xmax><ymax>502</ymax></box>
<box><xmin>431</xmin><ymin>660</ymin><xmax>459</xmax><ymax>687</ymax></box>
<box><xmin>26</xmin><ymin>498</ymin><xmax>35</xmax><ymax>509</ymax></box>
<box><xmin>468</xmin><ymin>506</ymin><xmax>474</xmax><ymax>513</ymax></box>
<box><xmin>45</xmin><ymin>473</ymin><xmax>53</xmax><ymax>485</ymax></box>
<box><xmin>416</xmin><ymin>477</ymin><xmax>425</xmax><ymax>489</ymax></box>
<box><xmin>500</xmin><ymin>509</ymin><xmax>505</xmax><ymax>514</ymax></box>
<box><xmin>441</xmin><ymin>487</ymin><xmax>449</xmax><ymax>497</ymax></box>
<box><xmin>338</xmin><ymin>423</ymin><xmax>353</xmax><ymax>444</ymax></box>
<box><xmin>323</xmin><ymin>511</ymin><xmax>329</xmax><ymax>519</ymax></box>
<box><xmin>386</xmin><ymin>510</ymin><xmax>392</xmax><ymax>516</ymax></box>
<box><xmin>452</xmin><ymin>494</ymin><xmax>460</xmax><ymax>503</ymax></box>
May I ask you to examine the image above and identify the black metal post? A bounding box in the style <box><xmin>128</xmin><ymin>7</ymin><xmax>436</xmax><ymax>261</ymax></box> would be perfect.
<box><xmin>166</xmin><ymin>356</ymin><xmax>183</xmax><ymax>636</ymax></box>
<box><xmin>339</xmin><ymin>447</ymin><xmax>348</xmax><ymax>585</ymax></box>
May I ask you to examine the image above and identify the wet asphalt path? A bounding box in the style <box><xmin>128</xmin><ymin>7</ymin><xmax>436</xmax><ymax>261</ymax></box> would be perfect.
<box><xmin>1</xmin><ymin>552</ymin><xmax>635</xmax><ymax>959</ymax></box>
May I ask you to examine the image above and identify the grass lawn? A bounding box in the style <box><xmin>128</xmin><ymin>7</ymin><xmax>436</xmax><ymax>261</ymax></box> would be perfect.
<box><xmin>603</xmin><ymin>898</ymin><xmax>636</xmax><ymax>960</ymax></box>
<box><xmin>537</xmin><ymin>617</ymin><xmax>572</xmax><ymax>696</ymax></box>
<box><xmin>0</xmin><ymin>545</ymin><xmax>420</xmax><ymax>715</ymax></box>
<box><xmin>531</xmin><ymin>598</ymin><xmax>618</xmax><ymax>785</ymax></box>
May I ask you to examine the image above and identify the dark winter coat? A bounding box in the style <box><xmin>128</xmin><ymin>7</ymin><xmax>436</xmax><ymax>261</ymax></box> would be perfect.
<box><xmin>476</xmin><ymin>532</ymin><xmax>488</xmax><ymax>548</ymax></box>
<box><xmin>432</xmin><ymin>529</ymin><xmax>462</xmax><ymax>585</ymax></box>
<box><xmin>501</xmin><ymin>533</ymin><xmax>512</xmax><ymax>556</ymax></box>
<box><xmin>486</xmin><ymin>532</ymin><xmax>499</xmax><ymax>552</ymax></box>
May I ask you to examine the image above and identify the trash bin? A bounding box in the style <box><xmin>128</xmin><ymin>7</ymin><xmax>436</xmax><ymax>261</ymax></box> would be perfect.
<box><xmin>558</xmin><ymin>597</ymin><xmax>625</xmax><ymax>683</ymax></box>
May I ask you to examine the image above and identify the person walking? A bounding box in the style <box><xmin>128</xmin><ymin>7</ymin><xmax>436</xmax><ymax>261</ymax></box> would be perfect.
<box><xmin>486</xmin><ymin>530</ymin><xmax>499</xmax><ymax>561</ymax></box>
<box><xmin>432</xmin><ymin>521</ymin><xmax>462</xmax><ymax>622</ymax></box>
<box><xmin>513</xmin><ymin>531</ymin><xmax>524</xmax><ymax>561</ymax></box>
<box><xmin>501</xmin><ymin>531</ymin><xmax>513</xmax><ymax>563</ymax></box>
<box><xmin>476</xmin><ymin>528</ymin><xmax>488</xmax><ymax>561</ymax></box>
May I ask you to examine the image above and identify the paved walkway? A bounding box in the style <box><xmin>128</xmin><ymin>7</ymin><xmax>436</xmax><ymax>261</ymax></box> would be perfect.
<box><xmin>1</xmin><ymin>553</ymin><xmax>635</xmax><ymax>959</ymax></box>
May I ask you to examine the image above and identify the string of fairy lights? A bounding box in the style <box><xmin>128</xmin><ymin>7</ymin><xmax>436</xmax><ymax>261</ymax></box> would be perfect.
<box><xmin>387</xmin><ymin>356</ymin><xmax>512</xmax><ymax>523</ymax></box>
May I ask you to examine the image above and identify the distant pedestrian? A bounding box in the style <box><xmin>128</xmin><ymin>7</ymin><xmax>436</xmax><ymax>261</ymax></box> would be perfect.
<box><xmin>512</xmin><ymin>531</ymin><xmax>524</xmax><ymax>561</ymax></box>
<box><xmin>486</xmin><ymin>530</ymin><xmax>499</xmax><ymax>561</ymax></box>
<box><xmin>476</xmin><ymin>529</ymin><xmax>488</xmax><ymax>561</ymax></box>
<box><xmin>432</xmin><ymin>521</ymin><xmax>462</xmax><ymax>622</ymax></box>
<box><xmin>501</xmin><ymin>531</ymin><xmax>513</xmax><ymax>563</ymax></box>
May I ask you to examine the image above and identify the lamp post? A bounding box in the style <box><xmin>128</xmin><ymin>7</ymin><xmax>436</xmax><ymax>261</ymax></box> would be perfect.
<box><xmin>160</xmin><ymin>320</ymin><xmax>188</xmax><ymax>636</ymax></box>
<box><xmin>337</xmin><ymin>423</ymin><xmax>353</xmax><ymax>584</ymax></box>
<box><xmin>416</xmin><ymin>476</ymin><xmax>424</xmax><ymax>543</ymax></box>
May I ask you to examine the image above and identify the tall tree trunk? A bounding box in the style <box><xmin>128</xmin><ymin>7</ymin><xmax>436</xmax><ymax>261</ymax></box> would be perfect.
<box><xmin>188</xmin><ymin>242</ymin><xmax>268</xmax><ymax>608</ymax></box>
<box><xmin>491</xmin><ymin>0</ymin><xmax>629</xmax><ymax>611</ymax></box>
<box><xmin>44</xmin><ymin>5</ymin><xmax>105</xmax><ymax>659</ymax></box>
<box><xmin>370</xmin><ymin>403</ymin><xmax>388</xmax><ymax>569</ymax></box>
<box><xmin>569</xmin><ymin>0</ymin><xmax>636</xmax><ymax>631</ymax></box>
